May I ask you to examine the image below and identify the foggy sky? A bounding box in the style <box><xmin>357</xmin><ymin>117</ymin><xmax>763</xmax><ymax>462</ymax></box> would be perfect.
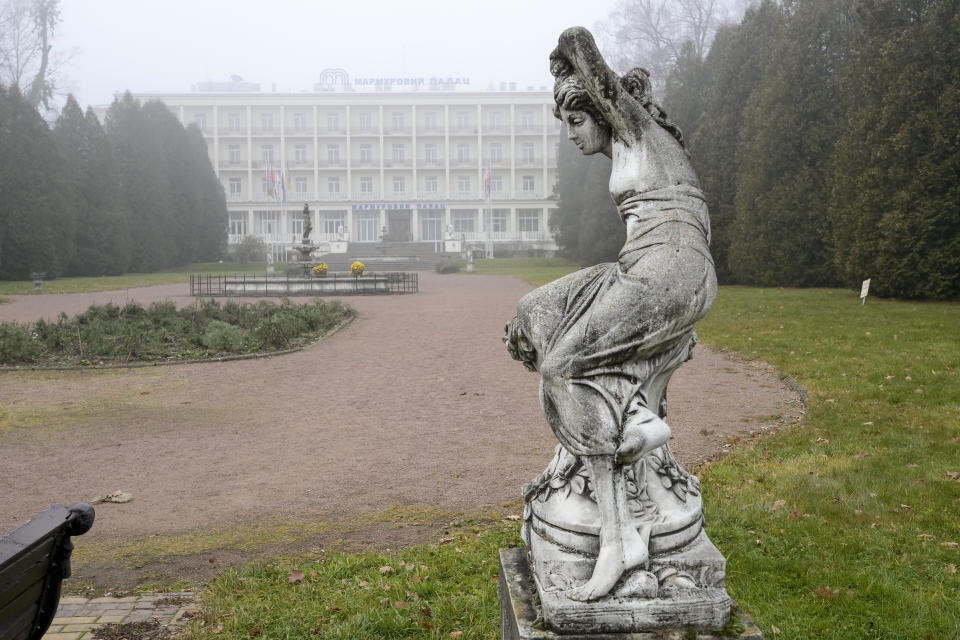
<box><xmin>56</xmin><ymin>0</ymin><xmax>618</xmax><ymax>108</ymax></box>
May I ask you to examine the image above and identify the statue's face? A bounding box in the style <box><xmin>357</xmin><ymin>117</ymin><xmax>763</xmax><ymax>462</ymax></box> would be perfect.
<box><xmin>559</xmin><ymin>107</ymin><xmax>610</xmax><ymax>156</ymax></box>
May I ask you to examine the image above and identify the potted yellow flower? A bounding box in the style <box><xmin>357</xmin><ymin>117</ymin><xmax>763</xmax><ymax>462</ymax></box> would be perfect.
<box><xmin>311</xmin><ymin>263</ymin><xmax>328</xmax><ymax>277</ymax></box>
<box><xmin>350</xmin><ymin>261</ymin><xmax>365</xmax><ymax>277</ymax></box>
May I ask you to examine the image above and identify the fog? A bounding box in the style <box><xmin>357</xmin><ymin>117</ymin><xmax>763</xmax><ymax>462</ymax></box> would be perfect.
<box><xmin>56</xmin><ymin>0</ymin><xmax>618</xmax><ymax>107</ymax></box>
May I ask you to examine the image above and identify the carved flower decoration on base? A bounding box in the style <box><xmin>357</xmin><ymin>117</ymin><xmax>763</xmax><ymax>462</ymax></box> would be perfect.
<box><xmin>648</xmin><ymin>451</ymin><xmax>700</xmax><ymax>502</ymax></box>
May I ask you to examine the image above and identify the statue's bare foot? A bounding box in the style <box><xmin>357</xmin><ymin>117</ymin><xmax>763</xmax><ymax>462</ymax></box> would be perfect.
<box><xmin>567</xmin><ymin>534</ymin><xmax>648</xmax><ymax>601</ymax></box>
<box><xmin>615</xmin><ymin>409</ymin><xmax>670</xmax><ymax>464</ymax></box>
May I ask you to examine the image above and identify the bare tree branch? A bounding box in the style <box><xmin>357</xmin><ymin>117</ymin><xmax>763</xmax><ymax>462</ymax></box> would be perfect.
<box><xmin>0</xmin><ymin>0</ymin><xmax>62</xmax><ymax>108</ymax></box>
<box><xmin>596</xmin><ymin>0</ymin><xmax>752</xmax><ymax>96</ymax></box>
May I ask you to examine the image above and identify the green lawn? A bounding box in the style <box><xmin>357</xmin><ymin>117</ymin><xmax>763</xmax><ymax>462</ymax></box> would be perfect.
<box><xmin>472</xmin><ymin>257</ymin><xmax>579</xmax><ymax>285</ymax></box>
<box><xmin>0</xmin><ymin>262</ymin><xmax>268</xmax><ymax>295</ymax></box>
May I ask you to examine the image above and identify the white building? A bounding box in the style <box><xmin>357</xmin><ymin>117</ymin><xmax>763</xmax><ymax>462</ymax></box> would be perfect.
<box><xmin>132</xmin><ymin>77</ymin><xmax>561</xmax><ymax>255</ymax></box>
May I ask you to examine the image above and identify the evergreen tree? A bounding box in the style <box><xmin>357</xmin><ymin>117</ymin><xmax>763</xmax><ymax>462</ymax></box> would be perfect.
<box><xmin>550</xmin><ymin>131</ymin><xmax>622</xmax><ymax>266</ymax></box>
<box><xmin>183</xmin><ymin>124</ymin><xmax>228</xmax><ymax>261</ymax></box>
<box><xmin>668</xmin><ymin>1</ymin><xmax>787</xmax><ymax>282</ymax></box>
<box><xmin>829</xmin><ymin>0</ymin><xmax>960</xmax><ymax>298</ymax></box>
<box><xmin>105</xmin><ymin>92</ymin><xmax>177</xmax><ymax>271</ymax></box>
<box><xmin>727</xmin><ymin>0</ymin><xmax>857</xmax><ymax>287</ymax></box>
<box><xmin>53</xmin><ymin>96</ymin><xmax>131</xmax><ymax>275</ymax></box>
<box><xmin>0</xmin><ymin>84</ymin><xmax>71</xmax><ymax>279</ymax></box>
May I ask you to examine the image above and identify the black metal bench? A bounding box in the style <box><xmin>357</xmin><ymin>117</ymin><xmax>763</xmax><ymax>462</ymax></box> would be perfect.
<box><xmin>0</xmin><ymin>504</ymin><xmax>95</xmax><ymax>640</ymax></box>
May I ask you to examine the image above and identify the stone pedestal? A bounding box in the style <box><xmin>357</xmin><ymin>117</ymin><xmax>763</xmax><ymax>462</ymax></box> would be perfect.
<box><xmin>498</xmin><ymin>548</ymin><xmax>763</xmax><ymax>640</ymax></box>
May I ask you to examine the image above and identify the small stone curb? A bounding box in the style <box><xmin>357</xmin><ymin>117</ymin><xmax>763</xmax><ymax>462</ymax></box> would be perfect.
<box><xmin>43</xmin><ymin>592</ymin><xmax>197</xmax><ymax>639</ymax></box>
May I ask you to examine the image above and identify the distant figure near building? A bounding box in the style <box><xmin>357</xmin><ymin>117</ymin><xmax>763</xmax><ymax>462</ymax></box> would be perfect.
<box><xmin>302</xmin><ymin>203</ymin><xmax>312</xmax><ymax>244</ymax></box>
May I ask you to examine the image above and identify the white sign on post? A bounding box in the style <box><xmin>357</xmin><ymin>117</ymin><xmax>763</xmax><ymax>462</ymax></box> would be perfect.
<box><xmin>860</xmin><ymin>278</ymin><xmax>871</xmax><ymax>304</ymax></box>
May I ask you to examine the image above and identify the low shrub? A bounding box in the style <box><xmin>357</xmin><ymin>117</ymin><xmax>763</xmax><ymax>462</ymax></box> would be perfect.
<box><xmin>0</xmin><ymin>324</ymin><xmax>42</xmax><ymax>363</ymax></box>
<box><xmin>200</xmin><ymin>320</ymin><xmax>251</xmax><ymax>352</ymax></box>
<box><xmin>0</xmin><ymin>299</ymin><xmax>353</xmax><ymax>366</ymax></box>
<box><xmin>435</xmin><ymin>260</ymin><xmax>462</xmax><ymax>274</ymax></box>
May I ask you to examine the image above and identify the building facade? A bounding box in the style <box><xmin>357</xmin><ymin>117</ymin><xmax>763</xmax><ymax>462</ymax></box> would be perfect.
<box><xmin>134</xmin><ymin>86</ymin><xmax>561</xmax><ymax>255</ymax></box>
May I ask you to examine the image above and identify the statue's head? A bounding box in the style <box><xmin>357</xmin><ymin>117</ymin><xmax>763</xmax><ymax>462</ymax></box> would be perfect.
<box><xmin>551</xmin><ymin>59</ymin><xmax>611</xmax><ymax>156</ymax></box>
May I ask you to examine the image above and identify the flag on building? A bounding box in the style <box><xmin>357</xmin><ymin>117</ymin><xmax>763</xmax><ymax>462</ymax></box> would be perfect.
<box><xmin>266</xmin><ymin>164</ymin><xmax>276</xmax><ymax>198</ymax></box>
<box><xmin>483</xmin><ymin>168</ymin><xmax>491</xmax><ymax>198</ymax></box>
<box><xmin>280</xmin><ymin>169</ymin><xmax>288</xmax><ymax>203</ymax></box>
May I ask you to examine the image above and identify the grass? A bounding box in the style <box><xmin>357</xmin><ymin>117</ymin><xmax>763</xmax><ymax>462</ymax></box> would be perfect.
<box><xmin>0</xmin><ymin>262</ymin><xmax>268</xmax><ymax>295</ymax></box>
<box><xmin>472</xmin><ymin>257</ymin><xmax>579</xmax><ymax>286</ymax></box>
<box><xmin>692</xmin><ymin>287</ymin><xmax>960</xmax><ymax>638</ymax></box>
<box><xmin>185</xmin><ymin>520</ymin><xmax>520</xmax><ymax>640</ymax></box>
<box><xmin>73</xmin><ymin>506</ymin><xmax>473</xmax><ymax>573</ymax></box>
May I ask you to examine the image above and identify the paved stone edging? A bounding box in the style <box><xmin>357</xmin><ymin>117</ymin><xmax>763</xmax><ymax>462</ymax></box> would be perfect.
<box><xmin>42</xmin><ymin>593</ymin><xmax>197</xmax><ymax>640</ymax></box>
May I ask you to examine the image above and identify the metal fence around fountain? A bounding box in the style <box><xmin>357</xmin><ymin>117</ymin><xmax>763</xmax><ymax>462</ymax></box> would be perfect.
<box><xmin>190</xmin><ymin>272</ymin><xmax>418</xmax><ymax>297</ymax></box>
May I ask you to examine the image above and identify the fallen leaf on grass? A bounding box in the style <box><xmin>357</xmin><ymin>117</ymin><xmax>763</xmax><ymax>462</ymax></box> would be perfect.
<box><xmin>771</xmin><ymin>625</ymin><xmax>781</xmax><ymax>635</ymax></box>
<box><xmin>899</xmin><ymin>504</ymin><xmax>912</xmax><ymax>510</ymax></box>
<box><xmin>942</xmin><ymin>541</ymin><xmax>959</xmax><ymax>550</ymax></box>
<box><xmin>814</xmin><ymin>586</ymin><xmax>839</xmax><ymax>598</ymax></box>
<box><xmin>917</xmin><ymin>534</ymin><xmax>936</xmax><ymax>540</ymax></box>
<box><xmin>855</xmin><ymin>451</ymin><xmax>870</xmax><ymax>459</ymax></box>
<box><xmin>213</xmin><ymin>623</ymin><xmax>223</xmax><ymax>634</ymax></box>
<box><xmin>814</xmin><ymin>437</ymin><xmax>829</xmax><ymax>445</ymax></box>
<box><xmin>419</xmin><ymin>606</ymin><xmax>432</xmax><ymax>617</ymax></box>
<box><xmin>394</xmin><ymin>601</ymin><xmax>407</xmax><ymax>609</ymax></box>
<box><xmin>450</xmin><ymin>632</ymin><xmax>464</xmax><ymax>639</ymax></box>
<box><xmin>250</xmin><ymin>627</ymin><xmax>261</xmax><ymax>637</ymax></box>
<box><xmin>412</xmin><ymin>576</ymin><xmax>422</xmax><ymax>583</ymax></box>
<box><xmin>288</xmin><ymin>570</ymin><xmax>304</xmax><ymax>584</ymax></box>
<box><xmin>898</xmin><ymin>553</ymin><xmax>909</xmax><ymax>564</ymax></box>
<box><xmin>309</xmin><ymin>570</ymin><xmax>317</xmax><ymax>579</ymax></box>
<box><xmin>379</xmin><ymin>565</ymin><xmax>395</xmax><ymax>574</ymax></box>
<box><xmin>947</xmin><ymin>471</ymin><xmax>959</xmax><ymax>480</ymax></box>
<box><xmin>946</xmin><ymin>564</ymin><xmax>957</xmax><ymax>574</ymax></box>
<box><xmin>357</xmin><ymin>580</ymin><xmax>369</xmax><ymax>588</ymax></box>
<box><xmin>771</xmin><ymin>499</ymin><xmax>786</xmax><ymax>510</ymax></box>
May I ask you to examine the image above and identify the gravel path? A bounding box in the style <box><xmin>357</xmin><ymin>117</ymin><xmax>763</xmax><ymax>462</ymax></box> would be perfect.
<box><xmin>0</xmin><ymin>273</ymin><xmax>800</xmax><ymax>545</ymax></box>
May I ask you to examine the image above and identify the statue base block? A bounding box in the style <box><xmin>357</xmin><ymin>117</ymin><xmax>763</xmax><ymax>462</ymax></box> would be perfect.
<box><xmin>498</xmin><ymin>548</ymin><xmax>763</xmax><ymax>640</ymax></box>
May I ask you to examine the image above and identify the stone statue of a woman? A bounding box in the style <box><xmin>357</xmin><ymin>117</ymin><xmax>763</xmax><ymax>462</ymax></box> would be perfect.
<box><xmin>504</xmin><ymin>28</ymin><xmax>729</xmax><ymax>626</ymax></box>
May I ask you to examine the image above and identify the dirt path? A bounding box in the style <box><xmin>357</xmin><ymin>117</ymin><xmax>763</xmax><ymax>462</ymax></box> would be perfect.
<box><xmin>0</xmin><ymin>273</ymin><xmax>801</xmax><ymax>587</ymax></box>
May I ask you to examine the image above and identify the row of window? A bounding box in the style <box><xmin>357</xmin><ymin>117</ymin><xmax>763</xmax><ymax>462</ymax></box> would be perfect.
<box><xmin>197</xmin><ymin>109</ymin><xmax>549</xmax><ymax>133</ymax></box>
<box><xmin>228</xmin><ymin>174</ymin><xmax>540</xmax><ymax>196</ymax></box>
<box><xmin>228</xmin><ymin>209</ymin><xmax>544</xmax><ymax>241</ymax></box>
<box><xmin>229</xmin><ymin>142</ymin><xmax>551</xmax><ymax>165</ymax></box>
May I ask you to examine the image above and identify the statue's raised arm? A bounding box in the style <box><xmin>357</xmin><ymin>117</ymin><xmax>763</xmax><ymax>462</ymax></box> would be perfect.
<box><xmin>550</xmin><ymin>26</ymin><xmax>652</xmax><ymax>145</ymax></box>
